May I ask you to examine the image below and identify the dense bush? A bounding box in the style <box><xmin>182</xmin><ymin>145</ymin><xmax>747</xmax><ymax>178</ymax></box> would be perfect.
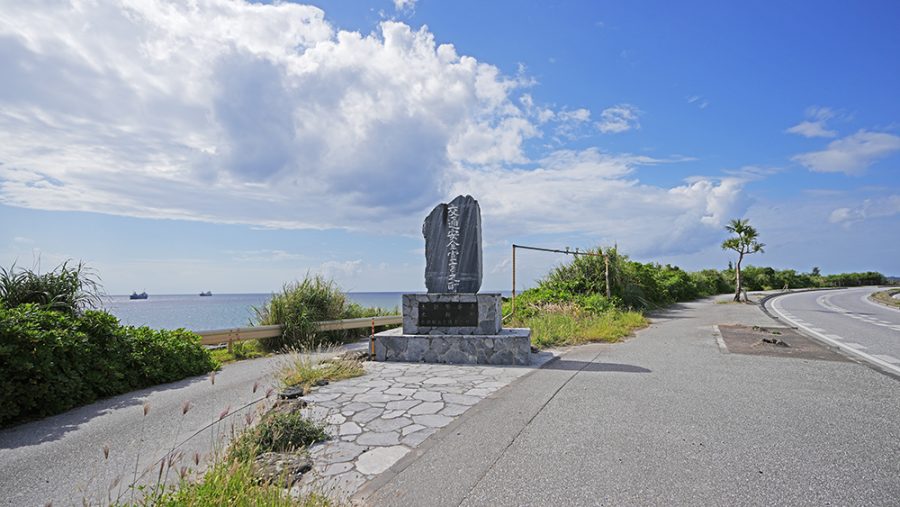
<box><xmin>527</xmin><ymin>247</ymin><xmax>888</xmax><ymax>312</ymax></box>
<box><xmin>254</xmin><ymin>274</ymin><xmax>395</xmax><ymax>351</ymax></box>
<box><xmin>0</xmin><ymin>304</ymin><xmax>216</xmax><ymax>427</ymax></box>
<box><xmin>0</xmin><ymin>261</ymin><xmax>102</xmax><ymax>315</ymax></box>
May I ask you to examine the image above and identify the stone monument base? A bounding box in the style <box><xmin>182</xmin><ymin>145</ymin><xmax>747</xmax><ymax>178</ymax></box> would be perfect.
<box><xmin>373</xmin><ymin>327</ymin><xmax>532</xmax><ymax>366</ymax></box>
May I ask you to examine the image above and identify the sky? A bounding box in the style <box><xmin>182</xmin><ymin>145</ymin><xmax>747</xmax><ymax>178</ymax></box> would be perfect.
<box><xmin>1</xmin><ymin>0</ymin><xmax>898</xmax><ymax>294</ymax></box>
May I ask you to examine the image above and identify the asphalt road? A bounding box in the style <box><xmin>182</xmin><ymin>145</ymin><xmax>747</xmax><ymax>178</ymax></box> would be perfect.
<box><xmin>0</xmin><ymin>353</ymin><xmax>285</xmax><ymax>506</ymax></box>
<box><xmin>767</xmin><ymin>287</ymin><xmax>900</xmax><ymax>376</ymax></box>
<box><xmin>360</xmin><ymin>297</ymin><xmax>900</xmax><ymax>506</ymax></box>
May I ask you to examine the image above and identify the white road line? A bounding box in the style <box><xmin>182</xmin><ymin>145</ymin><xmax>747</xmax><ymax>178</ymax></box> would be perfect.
<box><xmin>767</xmin><ymin>293</ymin><xmax>900</xmax><ymax>377</ymax></box>
<box><xmin>862</xmin><ymin>291</ymin><xmax>900</xmax><ymax>314</ymax></box>
<box><xmin>844</xmin><ymin>343</ymin><xmax>868</xmax><ymax>350</ymax></box>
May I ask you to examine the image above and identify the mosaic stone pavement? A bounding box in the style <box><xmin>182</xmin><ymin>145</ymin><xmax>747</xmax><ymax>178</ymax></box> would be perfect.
<box><xmin>290</xmin><ymin>356</ymin><xmax>553</xmax><ymax>501</ymax></box>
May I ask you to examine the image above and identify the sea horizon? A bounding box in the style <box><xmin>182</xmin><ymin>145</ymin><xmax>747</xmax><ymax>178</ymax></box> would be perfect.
<box><xmin>103</xmin><ymin>290</ymin><xmax>513</xmax><ymax>331</ymax></box>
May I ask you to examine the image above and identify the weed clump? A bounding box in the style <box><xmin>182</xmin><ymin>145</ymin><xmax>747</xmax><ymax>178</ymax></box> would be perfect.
<box><xmin>228</xmin><ymin>411</ymin><xmax>328</xmax><ymax>463</ymax></box>
<box><xmin>254</xmin><ymin>274</ymin><xmax>396</xmax><ymax>352</ymax></box>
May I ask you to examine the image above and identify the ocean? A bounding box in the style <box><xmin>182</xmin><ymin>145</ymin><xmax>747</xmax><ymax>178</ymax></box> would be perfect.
<box><xmin>104</xmin><ymin>292</ymin><xmax>405</xmax><ymax>331</ymax></box>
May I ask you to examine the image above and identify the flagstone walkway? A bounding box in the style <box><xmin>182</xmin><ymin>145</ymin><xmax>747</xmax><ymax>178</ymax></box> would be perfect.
<box><xmin>291</xmin><ymin>355</ymin><xmax>554</xmax><ymax>501</ymax></box>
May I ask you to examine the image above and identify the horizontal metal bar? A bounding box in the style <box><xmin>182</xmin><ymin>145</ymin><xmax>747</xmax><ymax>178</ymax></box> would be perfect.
<box><xmin>196</xmin><ymin>315</ymin><xmax>402</xmax><ymax>346</ymax></box>
<box><xmin>512</xmin><ymin>244</ymin><xmax>603</xmax><ymax>256</ymax></box>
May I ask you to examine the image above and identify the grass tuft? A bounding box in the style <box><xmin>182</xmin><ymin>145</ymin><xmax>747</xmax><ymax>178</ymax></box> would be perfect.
<box><xmin>870</xmin><ymin>288</ymin><xmax>900</xmax><ymax>309</ymax></box>
<box><xmin>507</xmin><ymin>303</ymin><xmax>647</xmax><ymax>349</ymax></box>
<box><xmin>141</xmin><ymin>457</ymin><xmax>331</xmax><ymax>506</ymax></box>
<box><xmin>228</xmin><ymin>411</ymin><xmax>328</xmax><ymax>463</ymax></box>
<box><xmin>277</xmin><ymin>351</ymin><xmax>366</xmax><ymax>395</ymax></box>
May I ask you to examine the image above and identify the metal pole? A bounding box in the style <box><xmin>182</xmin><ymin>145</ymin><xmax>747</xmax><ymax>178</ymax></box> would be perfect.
<box><xmin>511</xmin><ymin>244</ymin><xmax>517</xmax><ymax>315</ymax></box>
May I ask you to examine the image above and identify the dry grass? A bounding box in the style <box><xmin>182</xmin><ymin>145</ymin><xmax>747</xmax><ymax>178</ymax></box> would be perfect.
<box><xmin>507</xmin><ymin>303</ymin><xmax>647</xmax><ymax>349</ymax></box>
<box><xmin>277</xmin><ymin>350</ymin><xmax>366</xmax><ymax>395</ymax></box>
<box><xmin>870</xmin><ymin>288</ymin><xmax>900</xmax><ymax>309</ymax></box>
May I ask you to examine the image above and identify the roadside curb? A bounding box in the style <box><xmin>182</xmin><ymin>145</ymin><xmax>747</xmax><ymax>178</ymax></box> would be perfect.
<box><xmin>763</xmin><ymin>289</ymin><xmax>900</xmax><ymax>381</ymax></box>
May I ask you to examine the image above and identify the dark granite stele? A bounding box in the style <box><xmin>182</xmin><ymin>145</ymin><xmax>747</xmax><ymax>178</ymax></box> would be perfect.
<box><xmin>373</xmin><ymin>327</ymin><xmax>532</xmax><ymax>366</ymax></box>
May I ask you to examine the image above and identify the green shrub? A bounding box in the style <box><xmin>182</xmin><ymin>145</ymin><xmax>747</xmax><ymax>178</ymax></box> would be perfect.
<box><xmin>229</xmin><ymin>411</ymin><xmax>328</xmax><ymax>462</ymax></box>
<box><xmin>0</xmin><ymin>305</ymin><xmax>216</xmax><ymax>427</ymax></box>
<box><xmin>253</xmin><ymin>275</ymin><xmax>347</xmax><ymax>351</ymax></box>
<box><xmin>0</xmin><ymin>260</ymin><xmax>102</xmax><ymax>315</ymax></box>
<box><xmin>254</xmin><ymin>274</ymin><xmax>398</xmax><ymax>352</ymax></box>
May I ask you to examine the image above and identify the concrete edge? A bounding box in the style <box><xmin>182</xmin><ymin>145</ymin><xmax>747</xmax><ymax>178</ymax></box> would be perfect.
<box><xmin>350</xmin><ymin>349</ymin><xmax>563</xmax><ymax>504</ymax></box>
<box><xmin>864</xmin><ymin>287</ymin><xmax>900</xmax><ymax>313</ymax></box>
<box><xmin>763</xmin><ymin>291</ymin><xmax>900</xmax><ymax>381</ymax></box>
<box><xmin>713</xmin><ymin>325</ymin><xmax>729</xmax><ymax>354</ymax></box>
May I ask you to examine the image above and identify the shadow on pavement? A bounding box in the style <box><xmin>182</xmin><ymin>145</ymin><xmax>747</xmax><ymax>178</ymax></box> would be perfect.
<box><xmin>644</xmin><ymin>302</ymin><xmax>698</xmax><ymax>321</ymax></box>
<box><xmin>0</xmin><ymin>374</ymin><xmax>209</xmax><ymax>449</ymax></box>
<box><xmin>542</xmin><ymin>359</ymin><xmax>651</xmax><ymax>374</ymax></box>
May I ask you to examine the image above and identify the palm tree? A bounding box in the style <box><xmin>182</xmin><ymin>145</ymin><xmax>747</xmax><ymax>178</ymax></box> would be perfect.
<box><xmin>721</xmin><ymin>219</ymin><xmax>765</xmax><ymax>302</ymax></box>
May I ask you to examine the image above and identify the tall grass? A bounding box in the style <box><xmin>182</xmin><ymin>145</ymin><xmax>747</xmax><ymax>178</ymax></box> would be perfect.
<box><xmin>146</xmin><ymin>458</ymin><xmax>331</xmax><ymax>506</ymax></box>
<box><xmin>254</xmin><ymin>274</ymin><xmax>397</xmax><ymax>352</ymax></box>
<box><xmin>507</xmin><ymin>302</ymin><xmax>647</xmax><ymax>349</ymax></box>
<box><xmin>0</xmin><ymin>260</ymin><xmax>102</xmax><ymax>314</ymax></box>
<box><xmin>254</xmin><ymin>275</ymin><xmax>348</xmax><ymax>351</ymax></box>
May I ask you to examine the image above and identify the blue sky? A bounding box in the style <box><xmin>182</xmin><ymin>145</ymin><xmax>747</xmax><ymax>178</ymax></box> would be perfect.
<box><xmin>1</xmin><ymin>0</ymin><xmax>898</xmax><ymax>294</ymax></box>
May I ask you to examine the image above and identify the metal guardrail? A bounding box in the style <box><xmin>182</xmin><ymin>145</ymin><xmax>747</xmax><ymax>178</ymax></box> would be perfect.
<box><xmin>197</xmin><ymin>315</ymin><xmax>402</xmax><ymax>347</ymax></box>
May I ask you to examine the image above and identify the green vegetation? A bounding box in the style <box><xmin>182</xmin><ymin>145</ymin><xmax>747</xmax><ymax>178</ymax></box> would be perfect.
<box><xmin>254</xmin><ymin>274</ymin><xmax>397</xmax><ymax>352</ymax></box>
<box><xmin>0</xmin><ymin>260</ymin><xmax>102</xmax><ymax>314</ymax></box>
<box><xmin>0</xmin><ymin>261</ymin><xmax>217</xmax><ymax>427</ymax></box>
<box><xmin>0</xmin><ymin>304</ymin><xmax>217</xmax><ymax>427</ymax></box>
<box><xmin>209</xmin><ymin>340</ymin><xmax>266</xmax><ymax>364</ymax></box>
<box><xmin>508</xmin><ymin>243</ymin><xmax>888</xmax><ymax>348</ymax></box>
<box><xmin>721</xmin><ymin>218</ymin><xmax>765</xmax><ymax>301</ymax></box>
<box><xmin>136</xmin><ymin>397</ymin><xmax>330</xmax><ymax>506</ymax></box>
<box><xmin>277</xmin><ymin>351</ymin><xmax>367</xmax><ymax>395</ymax></box>
<box><xmin>143</xmin><ymin>458</ymin><xmax>331</xmax><ymax>506</ymax></box>
<box><xmin>507</xmin><ymin>302</ymin><xmax>647</xmax><ymax>348</ymax></box>
<box><xmin>228</xmin><ymin>410</ymin><xmax>328</xmax><ymax>462</ymax></box>
<box><xmin>870</xmin><ymin>288</ymin><xmax>900</xmax><ymax>309</ymax></box>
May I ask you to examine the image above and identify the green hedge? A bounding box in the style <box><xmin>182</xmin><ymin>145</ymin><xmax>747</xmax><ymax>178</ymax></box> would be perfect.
<box><xmin>0</xmin><ymin>304</ymin><xmax>217</xmax><ymax>427</ymax></box>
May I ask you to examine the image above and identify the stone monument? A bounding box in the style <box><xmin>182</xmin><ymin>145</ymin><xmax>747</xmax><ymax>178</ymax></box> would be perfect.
<box><xmin>373</xmin><ymin>195</ymin><xmax>532</xmax><ymax>365</ymax></box>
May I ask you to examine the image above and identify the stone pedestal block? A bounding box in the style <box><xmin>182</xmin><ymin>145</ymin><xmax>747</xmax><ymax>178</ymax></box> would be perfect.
<box><xmin>373</xmin><ymin>328</ymin><xmax>532</xmax><ymax>366</ymax></box>
<box><xmin>402</xmin><ymin>293</ymin><xmax>501</xmax><ymax>335</ymax></box>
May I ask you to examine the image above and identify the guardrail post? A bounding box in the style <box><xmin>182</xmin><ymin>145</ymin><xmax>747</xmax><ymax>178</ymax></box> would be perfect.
<box><xmin>369</xmin><ymin>318</ymin><xmax>376</xmax><ymax>360</ymax></box>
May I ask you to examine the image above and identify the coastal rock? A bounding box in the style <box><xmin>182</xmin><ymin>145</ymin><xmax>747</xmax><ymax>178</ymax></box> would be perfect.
<box><xmin>253</xmin><ymin>452</ymin><xmax>312</xmax><ymax>486</ymax></box>
<box><xmin>423</xmin><ymin>195</ymin><xmax>482</xmax><ymax>293</ymax></box>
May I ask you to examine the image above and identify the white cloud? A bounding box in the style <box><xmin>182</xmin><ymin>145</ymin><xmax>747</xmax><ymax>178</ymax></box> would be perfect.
<box><xmin>792</xmin><ymin>131</ymin><xmax>900</xmax><ymax>175</ymax></box>
<box><xmin>829</xmin><ymin>195</ymin><xmax>900</xmax><ymax>225</ymax></box>
<box><xmin>228</xmin><ymin>249</ymin><xmax>305</xmax><ymax>262</ymax></box>
<box><xmin>597</xmin><ymin>104</ymin><xmax>640</xmax><ymax>134</ymax></box>
<box><xmin>318</xmin><ymin>259</ymin><xmax>364</xmax><ymax>280</ymax></box>
<box><xmin>785</xmin><ymin>106</ymin><xmax>837</xmax><ymax>138</ymax></box>
<box><xmin>393</xmin><ymin>0</ymin><xmax>417</xmax><ymax>12</ymax></box>
<box><xmin>687</xmin><ymin>95</ymin><xmax>709</xmax><ymax>109</ymax></box>
<box><xmin>786</xmin><ymin>121</ymin><xmax>837</xmax><ymax>138</ymax></box>
<box><xmin>0</xmin><ymin>1</ymin><xmax>542</xmax><ymax>231</ymax></box>
<box><xmin>449</xmin><ymin>149</ymin><xmax>748</xmax><ymax>256</ymax></box>
<box><xmin>0</xmin><ymin>1</ymin><xmax>752</xmax><ymax>261</ymax></box>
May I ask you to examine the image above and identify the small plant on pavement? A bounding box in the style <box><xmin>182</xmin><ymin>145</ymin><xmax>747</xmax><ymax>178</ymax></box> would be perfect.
<box><xmin>277</xmin><ymin>350</ymin><xmax>366</xmax><ymax>395</ymax></box>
